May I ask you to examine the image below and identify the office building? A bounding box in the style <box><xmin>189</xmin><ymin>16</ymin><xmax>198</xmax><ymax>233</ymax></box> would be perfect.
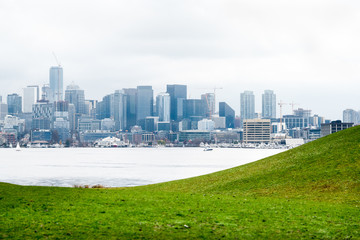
<box><xmin>343</xmin><ymin>109</ymin><xmax>359</xmax><ymax>124</ymax></box>
<box><xmin>219</xmin><ymin>102</ymin><xmax>235</xmax><ymax>128</ymax></box>
<box><xmin>136</xmin><ymin>86</ymin><xmax>153</xmax><ymax>127</ymax></box>
<box><xmin>183</xmin><ymin>99</ymin><xmax>207</xmax><ymax>119</ymax></box>
<box><xmin>49</xmin><ymin>66</ymin><xmax>63</xmax><ymax>102</ymax></box>
<box><xmin>201</xmin><ymin>93</ymin><xmax>215</xmax><ymax>117</ymax></box>
<box><xmin>240</xmin><ymin>91</ymin><xmax>255</xmax><ymax>121</ymax></box>
<box><xmin>7</xmin><ymin>93</ymin><xmax>22</xmax><ymax>116</ymax></box>
<box><xmin>197</xmin><ymin>119</ymin><xmax>215</xmax><ymax>131</ymax></box>
<box><xmin>65</xmin><ymin>83</ymin><xmax>86</xmax><ymax>115</ymax></box>
<box><xmin>262</xmin><ymin>90</ymin><xmax>276</xmax><ymax>119</ymax></box>
<box><xmin>113</xmin><ymin>90</ymin><xmax>127</xmax><ymax>131</ymax></box>
<box><xmin>123</xmin><ymin>88</ymin><xmax>137</xmax><ymax>130</ymax></box>
<box><xmin>243</xmin><ymin>119</ymin><xmax>271</xmax><ymax>144</ymax></box>
<box><xmin>23</xmin><ymin>86</ymin><xmax>39</xmax><ymax>113</ymax></box>
<box><xmin>32</xmin><ymin>100</ymin><xmax>53</xmax><ymax>130</ymax></box>
<box><xmin>321</xmin><ymin>120</ymin><xmax>353</xmax><ymax>137</ymax></box>
<box><xmin>167</xmin><ymin>84</ymin><xmax>187</xmax><ymax>121</ymax></box>
<box><xmin>0</xmin><ymin>102</ymin><xmax>8</xmax><ymax>120</ymax></box>
<box><xmin>156</xmin><ymin>92</ymin><xmax>170</xmax><ymax>122</ymax></box>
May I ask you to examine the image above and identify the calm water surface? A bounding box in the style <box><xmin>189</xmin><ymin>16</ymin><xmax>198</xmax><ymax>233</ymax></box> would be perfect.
<box><xmin>0</xmin><ymin>148</ymin><xmax>284</xmax><ymax>187</ymax></box>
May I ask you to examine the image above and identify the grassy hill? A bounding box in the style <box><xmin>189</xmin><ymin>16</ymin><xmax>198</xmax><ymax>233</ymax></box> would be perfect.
<box><xmin>1</xmin><ymin>126</ymin><xmax>359</xmax><ymax>239</ymax></box>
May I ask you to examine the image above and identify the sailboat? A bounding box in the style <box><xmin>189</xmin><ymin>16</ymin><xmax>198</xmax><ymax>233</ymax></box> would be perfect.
<box><xmin>15</xmin><ymin>142</ymin><xmax>21</xmax><ymax>151</ymax></box>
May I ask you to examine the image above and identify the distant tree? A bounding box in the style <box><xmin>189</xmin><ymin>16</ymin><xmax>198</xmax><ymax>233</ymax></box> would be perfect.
<box><xmin>51</xmin><ymin>130</ymin><xmax>60</xmax><ymax>144</ymax></box>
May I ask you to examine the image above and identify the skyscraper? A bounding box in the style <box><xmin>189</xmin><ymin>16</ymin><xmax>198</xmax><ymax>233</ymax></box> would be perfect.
<box><xmin>65</xmin><ymin>83</ymin><xmax>86</xmax><ymax>115</ymax></box>
<box><xmin>156</xmin><ymin>92</ymin><xmax>170</xmax><ymax>122</ymax></box>
<box><xmin>166</xmin><ymin>84</ymin><xmax>187</xmax><ymax>121</ymax></box>
<box><xmin>136</xmin><ymin>86</ymin><xmax>153</xmax><ymax>126</ymax></box>
<box><xmin>262</xmin><ymin>90</ymin><xmax>276</xmax><ymax>119</ymax></box>
<box><xmin>219</xmin><ymin>102</ymin><xmax>235</xmax><ymax>128</ymax></box>
<box><xmin>23</xmin><ymin>86</ymin><xmax>39</xmax><ymax>113</ymax></box>
<box><xmin>201</xmin><ymin>93</ymin><xmax>215</xmax><ymax>117</ymax></box>
<box><xmin>123</xmin><ymin>88</ymin><xmax>137</xmax><ymax>130</ymax></box>
<box><xmin>7</xmin><ymin>93</ymin><xmax>22</xmax><ymax>116</ymax></box>
<box><xmin>49</xmin><ymin>66</ymin><xmax>63</xmax><ymax>102</ymax></box>
<box><xmin>343</xmin><ymin>109</ymin><xmax>359</xmax><ymax>124</ymax></box>
<box><xmin>240</xmin><ymin>91</ymin><xmax>255</xmax><ymax>120</ymax></box>
<box><xmin>113</xmin><ymin>90</ymin><xmax>127</xmax><ymax>131</ymax></box>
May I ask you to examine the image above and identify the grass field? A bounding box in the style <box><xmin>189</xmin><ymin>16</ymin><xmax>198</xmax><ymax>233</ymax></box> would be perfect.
<box><xmin>1</xmin><ymin>126</ymin><xmax>360</xmax><ymax>239</ymax></box>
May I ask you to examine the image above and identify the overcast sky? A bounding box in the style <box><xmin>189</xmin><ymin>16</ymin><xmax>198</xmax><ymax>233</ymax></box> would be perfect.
<box><xmin>1</xmin><ymin>0</ymin><xmax>360</xmax><ymax>119</ymax></box>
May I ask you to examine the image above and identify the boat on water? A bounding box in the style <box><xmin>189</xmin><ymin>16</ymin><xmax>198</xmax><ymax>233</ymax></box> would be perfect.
<box><xmin>15</xmin><ymin>142</ymin><xmax>21</xmax><ymax>151</ymax></box>
<box><xmin>203</xmin><ymin>146</ymin><xmax>213</xmax><ymax>151</ymax></box>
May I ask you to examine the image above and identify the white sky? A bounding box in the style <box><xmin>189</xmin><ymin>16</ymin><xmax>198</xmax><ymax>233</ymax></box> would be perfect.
<box><xmin>1</xmin><ymin>0</ymin><xmax>360</xmax><ymax>120</ymax></box>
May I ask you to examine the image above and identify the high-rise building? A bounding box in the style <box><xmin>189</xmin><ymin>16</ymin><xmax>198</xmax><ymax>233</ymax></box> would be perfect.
<box><xmin>343</xmin><ymin>109</ymin><xmax>359</xmax><ymax>124</ymax></box>
<box><xmin>136</xmin><ymin>86</ymin><xmax>153</xmax><ymax>127</ymax></box>
<box><xmin>166</xmin><ymin>84</ymin><xmax>187</xmax><ymax>121</ymax></box>
<box><xmin>262</xmin><ymin>90</ymin><xmax>276</xmax><ymax>119</ymax></box>
<box><xmin>32</xmin><ymin>100</ymin><xmax>53</xmax><ymax>129</ymax></box>
<box><xmin>7</xmin><ymin>93</ymin><xmax>22</xmax><ymax>116</ymax></box>
<box><xmin>123</xmin><ymin>88</ymin><xmax>137</xmax><ymax>130</ymax></box>
<box><xmin>113</xmin><ymin>90</ymin><xmax>127</xmax><ymax>131</ymax></box>
<box><xmin>243</xmin><ymin>119</ymin><xmax>271</xmax><ymax>144</ymax></box>
<box><xmin>219</xmin><ymin>102</ymin><xmax>235</xmax><ymax>128</ymax></box>
<box><xmin>201</xmin><ymin>93</ymin><xmax>215</xmax><ymax>117</ymax></box>
<box><xmin>183</xmin><ymin>99</ymin><xmax>207</xmax><ymax>119</ymax></box>
<box><xmin>156</xmin><ymin>92</ymin><xmax>170</xmax><ymax>122</ymax></box>
<box><xmin>49</xmin><ymin>66</ymin><xmax>63</xmax><ymax>102</ymax></box>
<box><xmin>240</xmin><ymin>91</ymin><xmax>255</xmax><ymax>121</ymax></box>
<box><xmin>23</xmin><ymin>86</ymin><xmax>39</xmax><ymax>113</ymax></box>
<box><xmin>65</xmin><ymin>83</ymin><xmax>86</xmax><ymax>115</ymax></box>
<box><xmin>0</xmin><ymin>102</ymin><xmax>8</xmax><ymax>120</ymax></box>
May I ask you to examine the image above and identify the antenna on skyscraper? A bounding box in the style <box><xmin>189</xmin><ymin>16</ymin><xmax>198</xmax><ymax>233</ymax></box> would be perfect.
<box><xmin>52</xmin><ymin>52</ymin><xmax>61</xmax><ymax>66</ymax></box>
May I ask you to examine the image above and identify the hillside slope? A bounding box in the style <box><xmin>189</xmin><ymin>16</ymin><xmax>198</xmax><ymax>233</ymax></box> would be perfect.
<box><xmin>144</xmin><ymin>125</ymin><xmax>360</xmax><ymax>204</ymax></box>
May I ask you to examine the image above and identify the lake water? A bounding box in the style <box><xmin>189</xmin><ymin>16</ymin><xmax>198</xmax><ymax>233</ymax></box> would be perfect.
<box><xmin>0</xmin><ymin>148</ymin><xmax>284</xmax><ymax>187</ymax></box>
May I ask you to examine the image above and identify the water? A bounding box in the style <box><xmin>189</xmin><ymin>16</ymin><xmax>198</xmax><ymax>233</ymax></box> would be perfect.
<box><xmin>0</xmin><ymin>148</ymin><xmax>284</xmax><ymax>187</ymax></box>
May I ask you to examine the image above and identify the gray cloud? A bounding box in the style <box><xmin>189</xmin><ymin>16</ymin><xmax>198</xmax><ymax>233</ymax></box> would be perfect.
<box><xmin>1</xmin><ymin>0</ymin><xmax>360</xmax><ymax>119</ymax></box>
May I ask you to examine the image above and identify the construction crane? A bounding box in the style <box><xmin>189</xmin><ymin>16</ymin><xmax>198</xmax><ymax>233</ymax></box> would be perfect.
<box><xmin>198</xmin><ymin>87</ymin><xmax>223</xmax><ymax>117</ymax></box>
<box><xmin>278</xmin><ymin>100</ymin><xmax>288</xmax><ymax>132</ymax></box>
<box><xmin>52</xmin><ymin>52</ymin><xmax>61</xmax><ymax>66</ymax></box>
<box><xmin>289</xmin><ymin>101</ymin><xmax>298</xmax><ymax>113</ymax></box>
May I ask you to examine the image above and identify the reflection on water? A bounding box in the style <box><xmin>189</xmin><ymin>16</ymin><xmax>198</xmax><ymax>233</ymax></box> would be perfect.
<box><xmin>0</xmin><ymin>148</ymin><xmax>284</xmax><ymax>187</ymax></box>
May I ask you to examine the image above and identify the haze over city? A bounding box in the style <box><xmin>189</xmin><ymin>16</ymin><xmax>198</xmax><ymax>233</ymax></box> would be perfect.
<box><xmin>1</xmin><ymin>0</ymin><xmax>360</xmax><ymax>119</ymax></box>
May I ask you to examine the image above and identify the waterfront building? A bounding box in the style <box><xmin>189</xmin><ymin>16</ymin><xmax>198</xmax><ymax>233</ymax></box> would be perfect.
<box><xmin>49</xmin><ymin>66</ymin><xmax>63</xmax><ymax>102</ymax></box>
<box><xmin>32</xmin><ymin>100</ymin><xmax>53</xmax><ymax>130</ymax></box>
<box><xmin>283</xmin><ymin>115</ymin><xmax>309</xmax><ymax>129</ymax></box>
<box><xmin>262</xmin><ymin>90</ymin><xmax>276</xmax><ymax>119</ymax></box>
<box><xmin>240</xmin><ymin>91</ymin><xmax>255</xmax><ymax>121</ymax></box>
<box><xmin>136</xmin><ymin>86</ymin><xmax>153</xmax><ymax>128</ymax></box>
<box><xmin>7</xmin><ymin>93</ymin><xmax>22</xmax><ymax>116</ymax></box>
<box><xmin>201</xmin><ymin>93</ymin><xmax>215</xmax><ymax>117</ymax></box>
<box><xmin>23</xmin><ymin>86</ymin><xmax>39</xmax><ymax>113</ymax></box>
<box><xmin>145</xmin><ymin>116</ymin><xmax>159</xmax><ymax>132</ymax></box>
<box><xmin>321</xmin><ymin>120</ymin><xmax>353</xmax><ymax>137</ymax></box>
<box><xmin>219</xmin><ymin>102</ymin><xmax>235</xmax><ymax>128</ymax></box>
<box><xmin>243</xmin><ymin>119</ymin><xmax>271</xmax><ymax>144</ymax></box>
<box><xmin>166</xmin><ymin>84</ymin><xmax>187</xmax><ymax>121</ymax></box>
<box><xmin>156</xmin><ymin>92</ymin><xmax>170</xmax><ymax>122</ymax></box>
<box><xmin>178</xmin><ymin>130</ymin><xmax>211</xmax><ymax>143</ymax></box>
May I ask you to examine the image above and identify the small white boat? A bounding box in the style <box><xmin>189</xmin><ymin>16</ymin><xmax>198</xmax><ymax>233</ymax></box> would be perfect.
<box><xmin>203</xmin><ymin>147</ymin><xmax>213</xmax><ymax>151</ymax></box>
<box><xmin>15</xmin><ymin>142</ymin><xmax>21</xmax><ymax>151</ymax></box>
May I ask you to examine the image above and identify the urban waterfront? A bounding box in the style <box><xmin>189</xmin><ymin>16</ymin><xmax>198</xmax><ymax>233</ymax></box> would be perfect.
<box><xmin>0</xmin><ymin>148</ymin><xmax>284</xmax><ymax>187</ymax></box>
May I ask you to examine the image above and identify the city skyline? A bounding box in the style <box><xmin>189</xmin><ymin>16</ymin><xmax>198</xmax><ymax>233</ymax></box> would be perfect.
<box><xmin>1</xmin><ymin>1</ymin><xmax>360</xmax><ymax>120</ymax></box>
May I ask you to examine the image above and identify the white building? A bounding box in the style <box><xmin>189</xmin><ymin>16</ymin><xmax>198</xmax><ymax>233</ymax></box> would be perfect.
<box><xmin>156</xmin><ymin>92</ymin><xmax>170</xmax><ymax>122</ymax></box>
<box><xmin>211</xmin><ymin>115</ymin><xmax>226</xmax><ymax>129</ymax></box>
<box><xmin>198</xmin><ymin>119</ymin><xmax>215</xmax><ymax>131</ymax></box>
<box><xmin>23</xmin><ymin>86</ymin><xmax>39</xmax><ymax>113</ymax></box>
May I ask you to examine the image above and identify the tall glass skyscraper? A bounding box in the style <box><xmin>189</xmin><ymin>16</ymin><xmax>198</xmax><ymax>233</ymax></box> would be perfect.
<box><xmin>156</xmin><ymin>92</ymin><xmax>170</xmax><ymax>122</ymax></box>
<box><xmin>262</xmin><ymin>90</ymin><xmax>276</xmax><ymax>119</ymax></box>
<box><xmin>65</xmin><ymin>84</ymin><xmax>86</xmax><ymax>115</ymax></box>
<box><xmin>136</xmin><ymin>86</ymin><xmax>153</xmax><ymax>125</ymax></box>
<box><xmin>23</xmin><ymin>86</ymin><xmax>39</xmax><ymax>113</ymax></box>
<box><xmin>123</xmin><ymin>88</ymin><xmax>137</xmax><ymax>130</ymax></box>
<box><xmin>219</xmin><ymin>102</ymin><xmax>235</xmax><ymax>128</ymax></box>
<box><xmin>7</xmin><ymin>93</ymin><xmax>22</xmax><ymax>115</ymax></box>
<box><xmin>166</xmin><ymin>84</ymin><xmax>187</xmax><ymax>121</ymax></box>
<box><xmin>201</xmin><ymin>93</ymin><xmax>215</xmax><ymax>117</ymax></box>
<box><xmin>49</xmin><ymin>66</ymin><xmax>63</xmax><ymax>102</ymax></box>
<box><xmin>240</xmin><ymin>91</ymin><xmax>255</xmax><ymax>120</ymax></box>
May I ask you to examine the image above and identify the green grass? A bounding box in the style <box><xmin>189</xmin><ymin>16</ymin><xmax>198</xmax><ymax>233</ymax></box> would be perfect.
<box><xmin>1</xmin><ymin>126</ymin><xmax>360</xmax><ymax>239</ymax></box>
